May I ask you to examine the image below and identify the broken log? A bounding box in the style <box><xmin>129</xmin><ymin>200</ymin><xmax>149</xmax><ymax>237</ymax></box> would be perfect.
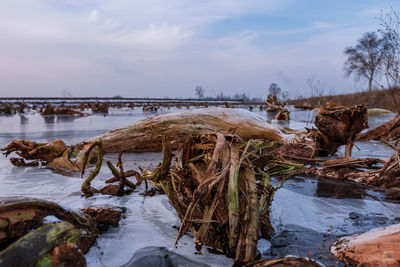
<box><xmin>356</xmin><ymin>114</ymin><xmax>400</xmax><ymax>142</ymax></box>
<box><xmin>84</xmin><ymin>108</ymin><xmax>288</xmax><ymax>153</ymax></box>
<box><xmin>370</xmin><ymin>142</ymin><xmax>400</xmax><ymax>189</ymax></box>
<box><xmin>0</xmin><ymin>197</ymin><xmax>121</xmax><ymax>266</ymax></box>
<box><xmin>1</xmin><ymin>139</ymin><xmax>98</xmax><ymax>171</ymax></box>
<box><xmin>315</xmin><ymin>103</ymin><xmax>368</xmax><ymax>157</ymax></box>
<box><xmin>322</xmin><ymin>157</ymin><xmax>385</xmax><ymax>169</ymax></box>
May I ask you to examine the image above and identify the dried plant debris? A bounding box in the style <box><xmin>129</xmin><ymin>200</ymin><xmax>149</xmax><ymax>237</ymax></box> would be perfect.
<box><xmin>142</xmin><ymin>134</ymin><xmax>301</xmax><ymax>265</ymax></box>
<box><xmin>1</xmin><ymin>139</ymin><xmax>99</xmax><ymax>171</ymax></box>
<box><xmin>51</xmin><ymin>242</ymin><xmax>86</xmax><ymax>267</ymax></box>
<box><xmin>103</xmin><ymin>152</ymin><xmax>142</xmax><ymax>196</ymax></box>
<box><xmin>91</xmin><ymin>102</ymin><xmax>109</xmax><ymax>113</ymax></box>
<box><xmin>41</xmin><ymin>104</ymin><xmax>85</xmax><ymax>116</ymax></box>
<box><xmin>0</xmin><ymin>197</ymin><xmax>121</xmax><ymax>267</ymax></box>
<box><xmin>371</xmin><ymin>142</ymin><xmax>400</xmax><ymax>189</ymax></box>
<box><xmin>274</xmin><ymin>108</ymin><xmax>290</xmax><ymax>121</ymax></box>
<box><xmin>0</xmin><ymin>104</ymin><xmax>14</xmax><ymax>114</ymax></box>
<box><xmin>243</xmin><ymin>257</ymin><xmax>323</xmax><ymax>267</ymax></box>
<box><xmin>265</xmin><ymin>94</ymin><xmax>285</xmax><ymax>112</ymax></box>
<box><xmin>357</xmin><ymin>114</ymin><xmax>400</xmax><ymax>142</ymax></box>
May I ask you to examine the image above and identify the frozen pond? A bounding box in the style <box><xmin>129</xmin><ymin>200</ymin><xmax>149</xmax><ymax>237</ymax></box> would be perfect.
<box><xmin>0</xmin><ymin>106</ymin><xmax>399</xmax><ymax>266</ymax></box>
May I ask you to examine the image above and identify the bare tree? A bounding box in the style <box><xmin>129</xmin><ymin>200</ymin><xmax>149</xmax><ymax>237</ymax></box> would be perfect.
<box><xmin>194</xmin><ymin>86</ymin><xmax>205</xmax><ymax>98</ymax></box>
<box><xmin>268</xmin><ymin>83</ymin><xmax>281</xmax><ymax>97</ymax></box>
<box><xmin>379</xmin><ymin>8</ymin><xmax>400</xmax><ymax>87</ymax></box>
<box><xmin>307</xmin><ymin>76</ymin><xmax>327</xmax><ymax>97</ymax></box>
<box><xmin>343</xmin><ymin>32</ymin><xmax>386</xmax><ymax>91</ymax></box>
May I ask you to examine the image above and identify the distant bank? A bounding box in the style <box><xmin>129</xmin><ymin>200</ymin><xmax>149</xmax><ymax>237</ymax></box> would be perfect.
<box><xmin>288</xmin><ymin>88</ymin><xmax>400</xmax><ymax>114</ymax></box>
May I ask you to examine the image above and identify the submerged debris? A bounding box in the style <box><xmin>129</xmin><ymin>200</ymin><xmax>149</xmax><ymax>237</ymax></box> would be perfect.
<box><xmin>143</xmin><ymin>134</ymin><xmax>301</xmax><ymax>264</ymax></box>
<box><xmin>123</xmin><ymin>246</ymin><xmax>210</xmax><ymax>267</ymax></box>
<box><xmin>0</xmin><ymin>197</ymin><xmax>121</xmax><ymax>267</ymax></box>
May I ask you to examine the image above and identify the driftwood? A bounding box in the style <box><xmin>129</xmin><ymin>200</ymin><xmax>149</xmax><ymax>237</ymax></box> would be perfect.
<box><xmin>322</xmin><ymin>157</ymin><xmax>385</xmax><ymax>169</ymax></box>
<box><xmin>84</xmin><ymin>108</ymin><xmax>286</xmax><ymax>153</ymax></box>
<box><xmin>370</xmin><ymin>142</ymin><xmax>400</xmax><ymax>189</ymax></box>
<box><xmin>142</xmin><ymin>134</ymin><xmax>301</xmax><ymax>264</ymax></box>
<box><xmin>314</xmin><ymin>103</ymin><xmax>368</xmax><ymax>157</ymax></box>
<box><xmin>1</xmin><ymin>105</ymin><xmax>367</xmax><ymax>171</ymax></box>
<box><xmin>266</xmin><ymin>94</ymin><xmax>285</xmax><ymax>112</ymax></box>
<box><xmin>294</xmin><ymin>103</ymin><xmax>314</xmax><ymax>110</ymax></box>
<box><xmin>41</xmin><ymin>104</ymin><xmax>85</xmax><ymax>116</ymax></box>
<box><xmin>1</xmin><ymin>139</ymin><xmax>96</xmax><ymax>171</ymax></box>
<box><xmin>274</xmin><ymin>108</ymin><xmax>290</xmax><ymax>121</ymax></box>
<box><xmin>356</xmin><ymin>114</ymin><xmax>400</xmax><ymax>142</ymax></box>
<box><xmin>310</xmin><ymin>153</ymin><xmax>400</xmax><ymax>193</ymax></box>
<box><xmin>0</xmin><ymin>197</ymin><xmax>121</xmax><ymax>266</ymax></box>
<box><xmin>277</xmin><ymin>103</ymin><xmax>368</xmax><ymax>161</ymax></box>
<box><xmin>331</xmin><ymin>224</ymin><xmax>400</xmax><ymax>266</ymax></box>
<box><xmin>91</xmin><ymin>102</ymin><xmax>109</xmax><ymax>113</ymax></box>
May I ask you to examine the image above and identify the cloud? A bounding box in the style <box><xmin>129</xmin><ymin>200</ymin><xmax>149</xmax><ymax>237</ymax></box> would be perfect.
<box><xmin>88</xmin><ymin>9</ymin><xmax>99</xmax><ymax>22</ymax></box>
<box><xmin>0</xmin><ymin>0</ymin><xmax>396</xmax><ymax>97</ymax></box>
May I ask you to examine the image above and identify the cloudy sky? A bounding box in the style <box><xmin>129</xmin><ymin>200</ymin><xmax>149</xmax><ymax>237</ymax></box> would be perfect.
<box><xmin>1</xmin><ymin>0</ymin><xmax>399</xmax><ymax>98</ymax></box>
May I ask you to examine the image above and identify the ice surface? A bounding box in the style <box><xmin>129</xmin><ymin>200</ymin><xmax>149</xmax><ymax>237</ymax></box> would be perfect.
<box><xmin>0</xmin><ymin>107</ymin><xmax>399</xmax><ymax>266</ymax></box>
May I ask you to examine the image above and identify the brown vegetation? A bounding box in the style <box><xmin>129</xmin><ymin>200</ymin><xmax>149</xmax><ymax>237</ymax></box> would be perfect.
<box><xmin>141</xmin><ymin>134</ymin><xmax>301</xmax><ymax>264</ymax></box>
<box><xmin>289</xmin><ymin>87</ymin><xmax>400</xmax><ymax>113</ymax></box>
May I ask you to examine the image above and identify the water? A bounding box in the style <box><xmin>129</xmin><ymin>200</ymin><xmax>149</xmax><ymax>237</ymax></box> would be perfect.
<box><xmin>0</xmin><ymin>107</ymin><xmax>399</xmax><ymax>266</ymax></box>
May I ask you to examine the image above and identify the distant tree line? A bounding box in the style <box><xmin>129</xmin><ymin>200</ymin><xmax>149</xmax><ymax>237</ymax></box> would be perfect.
<box><xmin>344</xmin><ymin>8</ymin><xmax>400</xmax><ymax>91</ymax></box>
<box><xmin>194</xmin><ymin>83</ymin><xmax>289</xmax><ymax>103</ymax></box>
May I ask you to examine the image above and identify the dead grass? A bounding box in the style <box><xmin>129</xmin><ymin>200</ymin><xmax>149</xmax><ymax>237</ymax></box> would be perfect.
<box><xmin>288</xmin><ymin>87</ymin><xmax>400</xmax><ymax>113</ymax></box>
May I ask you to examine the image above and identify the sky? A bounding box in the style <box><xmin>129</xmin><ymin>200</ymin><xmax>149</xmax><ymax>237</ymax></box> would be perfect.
<box><xmin>1</xmin><ymin>0</ymin><xmax>400</xmax><ymax>98</ymax></box>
